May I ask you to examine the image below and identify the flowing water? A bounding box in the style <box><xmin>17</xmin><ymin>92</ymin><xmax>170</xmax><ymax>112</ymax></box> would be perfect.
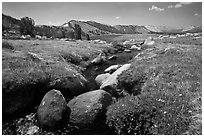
<box><xmin>2</xmin><ymin>48</ymin><xmax>140</xmax><ymax>135</ymax></box>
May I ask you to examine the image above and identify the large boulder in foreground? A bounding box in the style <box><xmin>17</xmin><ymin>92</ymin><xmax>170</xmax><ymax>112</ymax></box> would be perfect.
<box><xmin>95</xmin><ymin>73</ymin><xmax>111</xmax><ymax>87</ymax></box>
<box><xmin>67</xmin><ymin>89</ymin><xmax>112</xmax><ymax>129</ymax></box>
<box><xmin>100</xmin><ymin>64</ymin><xmax>131</xmax><ymax>96</ymax></box>
<box><xmin>37</xmin><ymin>89</ymin><xmax>70</xmax><ymax>131</ymax></box>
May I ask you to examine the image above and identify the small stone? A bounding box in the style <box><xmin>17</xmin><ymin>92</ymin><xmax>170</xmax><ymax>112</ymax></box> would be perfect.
<box><xmin>124</xmin><ymin>49</ymin><xmax>131</xmax><ymax>53</ymax></box>
<box><xmin>26</xmin><ymin>126</ymin><xmax>39</xmax><ymax>135</ymax></box>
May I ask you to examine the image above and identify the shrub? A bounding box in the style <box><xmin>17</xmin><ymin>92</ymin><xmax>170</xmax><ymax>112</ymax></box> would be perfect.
<box><xmin>2</xmin><ymin>41</ymin><xmax>14</xmax><ymax>50</ymax></box>
<box><xmin>117</xmin><ymin>67</ymin><xmax>146</xmax><ymax>96</ymax></box>
<box><xmin>60</xmin><ymin>52</ymin><xmax>82</xmax><ymax>65</ymax></box>
<box><xmin>106</xmin><ymin>96</ymin><xmax>157</xmax><ymax>135</ymax></box>
<box><xmin>20</xmin><ymin>17</ymin><xmax>35</xmax><ymax>37</ymax></box>
<box><xmin>106</xmin><ymin>90</ymin><xmax>194</xmax><ymax>135</ymax></box>
<box><xmin>107</xmin><ymin>46</ymin><xmax>201</xmax><ymax>135</ymax></box>
<box><xmin>74</xmin><ymin>24</ymin><xmax>81</xmax><ymax>40</ymax></box>
<box><xmin>86</xmin><ymin>34</ymin><xmax>90</xmax><ymax>41</ymax></box>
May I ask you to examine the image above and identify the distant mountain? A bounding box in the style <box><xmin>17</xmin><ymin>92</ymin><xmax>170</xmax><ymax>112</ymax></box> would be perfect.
<box><xmin>182</xmin><ymin>26</ymin><xmax>202</xmax><ymax>33</ymax></box>
<box><xmin>2</xmin><ymin>13</ymin><xmax>76</xmax><ymax>39</ymax></box>
<box><xmin>62</xmin><ymin>20</ymin><xmax>152</xmax><ymax>35</ymax></box>
<box><xmin>86</xmin><ymin>21</ymin><xmax>120</xmax><ymax>34</ymax></box>
<box><xmin>62</xmin><ymin>20</ymin><xmax>111</xmax><ymax>35</ymax></box>
<box><xmin>2</xmin><ymin>14</ymin><xmax>21</xmax><ymax>32</ymax></box>
<box><xmin>145</xmin><ymin>25</ymin><xmax>183</xmax><ymax>34</ymax></box>
<box><xmin>114</xmin><ymin>25</ymin><xmax>151</xmax><ymax>34</ymax></box>
<box><xmin>2</xmin><ymin>13</ymin><xmax>202</xmax><ymax>39</ymax></box>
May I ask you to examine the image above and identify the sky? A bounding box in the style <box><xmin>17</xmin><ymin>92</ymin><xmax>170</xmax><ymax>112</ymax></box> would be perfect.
<box><xmin>2</xmin><ymin>2</ymin><xmax>202</xmax><ymax>28</ymax></box>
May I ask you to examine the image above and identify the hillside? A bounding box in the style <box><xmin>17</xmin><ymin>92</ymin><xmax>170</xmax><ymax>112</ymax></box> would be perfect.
<box><xmin>114</xmin><ymin>25</ymin><xmax>151</xmax><ymax>34</ymax></box>
<box><xmin>2</xmin><ymin>14</ymin><xmax>77</xmax><ymax>39</ymax></box>
<box><xmin>2</xmin><ymin>14</ymin><xmax>21</xmax><ymax>32</ymax></box>
<box><xmin>2</xmin><ymin>13</ymin><xmax>202</xmax><ymax>39</ymax></box>
<box><xmin>63</xmin><ymin>20</ymin><xmax>152</xmax><ymax>35</ymax></box>
<box><xmin>182</xmin><ymin>26</ymin><xmax>202</xmax><ymax>33</ymax></box>
<box><xmin>86</xmin><ymin>21</ymin><xmax>120</xmax><ymax>34</ymax></box>
<box><xmin>63</xmin><ymin>20</ymin><xmax>201</xmax><ymax>35</ymax></box>
<box><xmin>63</xmin><ymin>20</ymin><xmax>111</xmax><ymax>35</ymax></box>
<box><xmin>145</xmin><ymin>25</ymin><xmax>183</xmax><ymax>34</ymax></box>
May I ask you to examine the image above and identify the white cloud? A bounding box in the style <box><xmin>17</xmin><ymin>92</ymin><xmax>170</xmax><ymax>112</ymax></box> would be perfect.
<box><xmin>115</xmin><ymin>16</ymin><xmax>120</xmax><ymax>19</ymax></box>
<box><xmin>149</xmin><ymin>5</ymin><xmax>164</xmax><ymax>12</ymax></box>
<box><xmin>194</xmin><ymin>13</ymin><xmax>201</xmax><ymax>16</ymax></box>
<box><xmin>168</xmin><ymin>5</ymin><xmax>173</xmax><ymax>8</ymax></box>
<box><xmin>180</xmin><ymin>2</ymin><xmax>192</xmax><ymax>5</ymax></box>
<box><xmin>175</xmin><ymin>2</ymin><xmax>192</xmax><ymax>8</ymax></box>
<box><xmin>175</xmin><ymin>3</ymin><xmax>182</xmax><ymax>8</ymax></box>
<box><xmin>47</xmin><ymin>21</ymin><xmax>61</xmax><ymax>26</ymax></box>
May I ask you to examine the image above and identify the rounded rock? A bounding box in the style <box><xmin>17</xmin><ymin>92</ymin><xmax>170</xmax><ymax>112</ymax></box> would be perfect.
<box><xmin>37</xmin><ymin>89</ymin><xmax>69</xmax><ymax>131</ymax></box>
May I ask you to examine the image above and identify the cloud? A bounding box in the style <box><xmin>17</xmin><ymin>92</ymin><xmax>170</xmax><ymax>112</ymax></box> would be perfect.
<box><xmin>194</xmin><ymin>13</ymin><xmax>201</xmax><ymax>16</ymax></box>
<box><xmin>149</xmin><ymin>5</ymin><xmax>164</xmax><ymax>12</ymax></box>
<box><xmin>175</xmin><ymin>3</ymin><xmax>182</xmax><ymax>8</ymax></box>
<box><xmin>47</xmin><ymin>21</ymin><xmax>61</xmax><ymax>26</ymax></box>
<box><xmin>175</xmin><ymin>2</ymin><xmax>192</xmax><ymax>8</ymax></box>
<box><xmin>168</xmin><ymin>5</ymin><xmax>173</xmax><ymax>8</ymax></box>
<box><xmin>115</xmin><ymin>16</ymin><xmax>120</xmax><ymax>19</ymax></box>
<box><xmin>180</xmin><ymin>2</ymin><xmax>192</xmax><ymax>5</ymax></box>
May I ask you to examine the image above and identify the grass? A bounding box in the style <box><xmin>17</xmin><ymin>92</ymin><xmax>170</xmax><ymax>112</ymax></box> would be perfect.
<box><xmin>2</xmin><ymin>41</ymin><xmax>14</xmax><ymax>50</ymax></box>
<box><xmin>114</xmin><ymin>41</ymin><xmax>202</xmax><ymax>134</ymax></box>
<box><xmin>156</xmin><ymin>36</ymin><xmax>202</xmax><ymax>46</ymax></box>
<box><xmin>91</xmin><ymin>34</ymin><xmax>159</xmax><ymax>43</ymax></box>
<box><xmin>2</xmin><ymin>39</ymin><xmax>115</xmax><ymax>115</ymax></box>
<box><xmin>2</xmin><ymin>34</ymin><xmax>202</xmax><ymax>135</ymax></box>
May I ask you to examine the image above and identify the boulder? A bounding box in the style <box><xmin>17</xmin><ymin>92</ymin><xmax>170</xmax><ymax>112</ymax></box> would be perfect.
<box><xmin>108</xmin><ymin>55</ymin><xmax>117</xmax><ymax>60</ymax></box>
<box><xmin>99</xmin><ymin>40</ymin><xmax>106</xmax><ymax>44</ymax></box>
<box><xmin>95</xmin><ymin>73</ymin><xmax>111</xmax><ymax>87</ymax></box>
<box><xmin>100</xmin><ymin>64</ymin><xmax>131</xmax><ymax>96</ymax></box>
<box><xmin>47</xmin><ymin>69</ymin><xmax>89</xmax><ymax>98</ymax></box>
<box><xmin>94</xmin><ymin>39</ymin><xmax>100</xmax><ymax>43</ymax></box>
<box><xmin>104</xmin><ymin>64</ymin><xmax>122</xmax><ymax>74</ymax></box>
<box><xmin>91</xmin><ymin>53</ymin><xmax>106</xmax><ymax>65</ymax></box>
<box><xmin>144</xmin><ymin>37</ymin><xmax>155</xmax><ymax>46</ymax></box>
<box><xmin>67</xmin><ymin>89</ymin><xmax>112</xmax><ymax>128</ymax></box>
<box><xmin>147</xmin><ymin>41</ymin><xmax>155</xmax><ymax>45</ymax></box>
<box><xmin>130</xmin><ymin>45</ymin><xmax>141</xmax><ymax>50</ymax></box>
<box><xmin>37</xmin><ymin>89</ymin><xmax>70</xmax><ymax>131</ymax></box>
<box><xmin>21</xmin><ymin>35</ymin><xmax>26</xmax><ymax>39</ymax></box>
<box><xmin>27</xmin><ymin>52</ymin><xmax>43</xmax><ymax>62</ymax></box>
<box><xmin>123</xmin><ymin>40</ymin><xmax>130</xmax><ymax>45</ymax></box>
<box><xmin>35</xmin><ymin>35</ymin><xmax>42</xmax><ymax>39</ymax></box>
<box><xmin>124</xmin><ymin>49</ymin><xmax>131</xmax><ymax>53</ymax></box>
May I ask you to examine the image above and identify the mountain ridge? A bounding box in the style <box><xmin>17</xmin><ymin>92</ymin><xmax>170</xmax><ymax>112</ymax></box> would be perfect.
<box><xmin>3</xmin><ymin>13</ymin><xmax>202</xmax><ymax>38</ymax></box>
<box><xmin>62</xmin><ymin>19</ymin><xmax>202</xmax><ymax>35</ymax></box>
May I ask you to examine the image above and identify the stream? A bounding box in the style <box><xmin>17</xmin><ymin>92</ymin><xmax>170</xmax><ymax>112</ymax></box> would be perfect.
<box><xmin>2</xmin><ymin>48</ymin><xmax>140</xmax><ymax>135</ymax></box>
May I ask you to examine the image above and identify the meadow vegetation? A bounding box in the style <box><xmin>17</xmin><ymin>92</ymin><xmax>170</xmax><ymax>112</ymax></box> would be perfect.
<box><xmin>2</xmin><ymin>39</ymin><xmax>114</xmax><ymax>115</ymax></box>
<box><xmin>106</xmin><ymin>41</ymin><xmax>202</xmax><ymax>135</ymax></box>
<box><xmin>2</xmin><ymin>34</ymin><xmax>202</xmax><ymax>135</ymax></box>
